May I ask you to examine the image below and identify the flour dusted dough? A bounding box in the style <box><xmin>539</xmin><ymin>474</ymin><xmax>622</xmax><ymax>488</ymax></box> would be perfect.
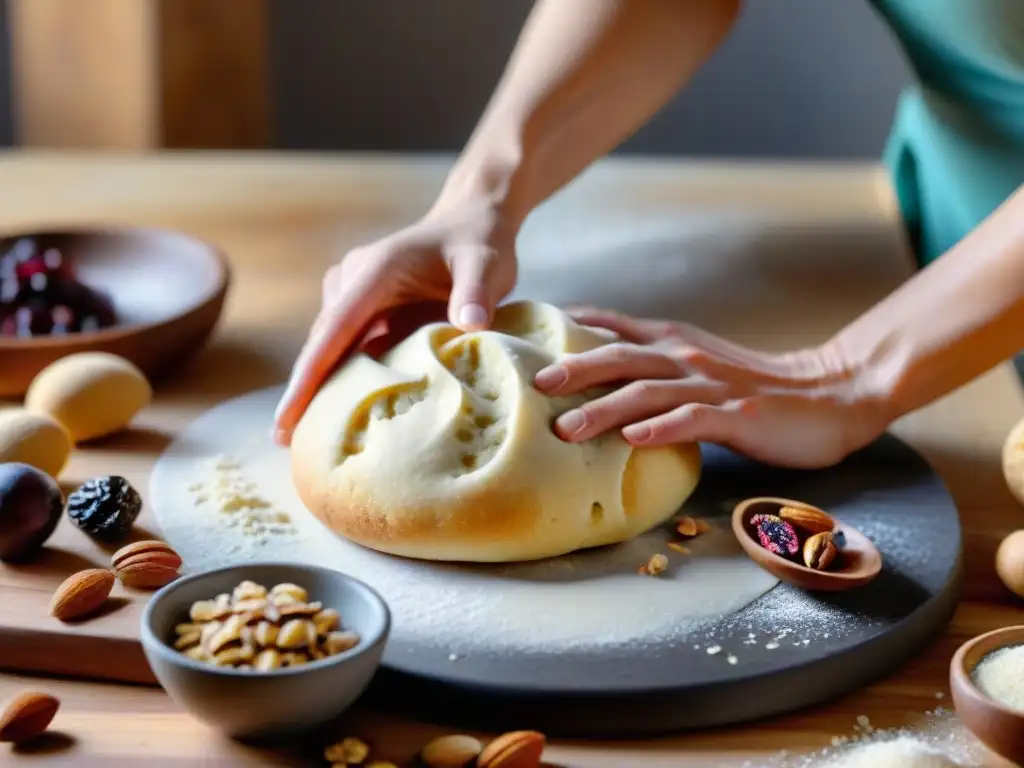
<box><xmin>290</xmin><ymin>300</ymin><xmax>702</xmax><ymax>562</ymax></box>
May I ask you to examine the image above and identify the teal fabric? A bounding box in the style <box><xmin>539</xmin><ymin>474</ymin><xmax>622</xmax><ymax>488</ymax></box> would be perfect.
<box><xmin>868</xmin><ymin>0</ymin><xmax>1024</xmax><ymax>266</ymax></box>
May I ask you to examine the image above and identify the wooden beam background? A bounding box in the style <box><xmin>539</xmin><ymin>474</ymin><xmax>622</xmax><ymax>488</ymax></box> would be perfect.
<box><xmin>7</xmin><ymin>0</ymin><xmax>271</xmax><ymax>150</ymax></box>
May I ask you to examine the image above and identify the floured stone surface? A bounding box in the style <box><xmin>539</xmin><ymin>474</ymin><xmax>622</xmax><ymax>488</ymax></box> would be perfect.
<box><xmin>150</xmin><ymin>385</ymin><xmax>962</xmax><ymax>733</ymax></box>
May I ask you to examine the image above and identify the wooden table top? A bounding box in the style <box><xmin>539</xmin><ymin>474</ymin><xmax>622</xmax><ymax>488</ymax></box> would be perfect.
<box><xmin>0</xmin><ymin>151</ymin><xmax>1022</xmax><ymax>767</ymax></box>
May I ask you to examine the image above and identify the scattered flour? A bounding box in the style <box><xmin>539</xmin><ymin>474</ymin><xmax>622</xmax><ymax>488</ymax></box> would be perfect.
<box><xmin>149</xmin><ymin>386</ymin><xmax>781</xmax><ymax>661</ymax></box>
<box><xmin>820</xmin><ymin>736</ymin><xmax>960</xmax><ymax>768</ymax></box>
<box><xmin>185</xmin><ymin>453</ymin><xmax>298</xmax><ymax>542</ymax></box>
<box><xmin>744</xmin><ymin>709</ymin><xmax>987</xmax><ymax>768</ymax></box>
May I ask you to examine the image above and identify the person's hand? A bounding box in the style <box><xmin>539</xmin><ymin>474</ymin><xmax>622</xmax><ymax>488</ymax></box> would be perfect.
<box><xmin>534</xmin><ymin>306</ymin><xmax>890</xmax><ymax>469</ymax></box>
<box><xmin>273</xmin><ymin>198</ymin><xmax>519</xmax><ymax>446</ymax></box>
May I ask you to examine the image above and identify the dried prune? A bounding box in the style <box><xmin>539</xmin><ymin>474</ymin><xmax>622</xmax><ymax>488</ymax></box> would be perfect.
<box><xmin>66</xmin><ymin>476</ymin><xmax>142</xmax><ymax>543</ymax></box>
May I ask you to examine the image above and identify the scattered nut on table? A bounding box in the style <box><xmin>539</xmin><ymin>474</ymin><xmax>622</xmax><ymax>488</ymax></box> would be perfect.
<box><xmin>171</xmin><ymin>579</ymin><xmax>361</xmax><ymax>670</ymax></box>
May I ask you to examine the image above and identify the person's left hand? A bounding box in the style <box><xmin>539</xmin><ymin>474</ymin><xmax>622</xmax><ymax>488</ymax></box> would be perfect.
<box><xmin>533</xmin><ymin>306</ymin><xmax>891</xmax><ymax>469</ymax></box>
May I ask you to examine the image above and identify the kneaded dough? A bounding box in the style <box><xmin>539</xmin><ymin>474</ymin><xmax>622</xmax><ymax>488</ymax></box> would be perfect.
<box><xmin>290</xmin><ymin>300</ymin><xmax>702</xmax><ymax>563</ymax></box>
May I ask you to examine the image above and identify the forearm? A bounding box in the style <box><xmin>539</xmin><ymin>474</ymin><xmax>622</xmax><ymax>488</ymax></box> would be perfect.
<box><xmin>832</xmin><ymin>184</ymin><xmax>1024</xmax><ymax>420</ymax></box>
<box><xmin>437</xmin><ymin>0</ymin><xmax>742</xmax><ymax>226</ymax></box>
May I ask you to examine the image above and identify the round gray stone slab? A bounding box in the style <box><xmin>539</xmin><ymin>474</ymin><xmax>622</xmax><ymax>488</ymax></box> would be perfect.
<box><xmin>365</xmin><ymin>434</ymin><xmax>963</xmax><ymax>736</ymax></box>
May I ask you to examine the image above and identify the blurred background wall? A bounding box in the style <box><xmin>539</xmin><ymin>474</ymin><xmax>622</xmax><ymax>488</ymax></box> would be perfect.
<box><xmin>0</xmin><ymin>0</ymin><xmax>913</xmax><ymax>158</ymax></box>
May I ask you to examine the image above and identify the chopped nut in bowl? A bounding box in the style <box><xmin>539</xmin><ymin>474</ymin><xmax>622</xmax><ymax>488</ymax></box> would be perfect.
<box><xmin>140</xmin><ymin>562</ymin><xmax>390</xmax><ymax>739</ymax></box>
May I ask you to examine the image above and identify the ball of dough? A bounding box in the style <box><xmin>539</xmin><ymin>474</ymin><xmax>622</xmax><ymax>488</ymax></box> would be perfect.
<box><xmin>290</xmin><ymin>300</ymin><xmax>703</xmax><ymax>563</ymax></box>
<box><xmin>0</xmin><ymin>408</ymin><xmax>72</xmax><ymax>478</ymax></box>
<box><xmin>25</xmin><ymin>352</ymin><xmax>152</xmax><ymax>443</ymax></box>
<box><xmin>1003</xmin><ymin>415</ymin><xmax>1024</xmax><ymax>507</ymax></box>
<box><xmin>996</xmin><ymin>530</ymin><xmax>1024</xmax><ymax>598</ymax></box>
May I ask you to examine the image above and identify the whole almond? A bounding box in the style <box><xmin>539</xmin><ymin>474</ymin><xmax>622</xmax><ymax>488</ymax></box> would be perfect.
<box><xmin>0</xmin><ymin>691</ymin><xmax>60</xmax><ymax>742</ymax></box>
<box><xmin>478</xmin><ymin>731</ymin><xmax>546</xmax><ymax>768</ymax></box>
<box><xmin>421</xmin><ymin>734</ymin><xmax>483</xmax><ymax>768</ymax></box>
<box><xmin>803</xmin><ymin>531</ymin><xmax>838</xmax><ymax>570</ymax></box>
<box><xmin>779</xmin><ymin>505</ymin><xmax>834</xmax><ymax>536</ymax></box>
<box><xmin>111</xmin><ymin>540</ymin><xmax>181</xmax><ymax>590</ymax></box>
<box><xmin>49</xmin><ymin>568</ymin><xmax>115</xmax><ymax>621</ymax></box>
<box><xmin>117</xmin><ymin>562</ymin><xmax>180</xmax><ymax>590</ymax></box>
<box><xmin>111</xmin><ymin>540</ymin><xmax>182</xmax><ymax>570</ymax></box>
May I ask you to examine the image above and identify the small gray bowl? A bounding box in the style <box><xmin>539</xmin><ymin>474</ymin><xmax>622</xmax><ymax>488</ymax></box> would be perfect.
<box><xmin>140</xmin><ymin>562</ymin><xmax>390</xmax><ymax>739</ymax></box>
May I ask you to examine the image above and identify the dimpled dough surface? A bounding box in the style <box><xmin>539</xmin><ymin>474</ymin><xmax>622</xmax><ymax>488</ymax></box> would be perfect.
<box><xmin>289</xmin><ymin>300</ymin><xmax>704</xmax><ymax>563</ymax></box>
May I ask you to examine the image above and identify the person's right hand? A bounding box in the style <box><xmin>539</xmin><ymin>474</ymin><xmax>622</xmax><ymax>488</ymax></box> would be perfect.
<box><xmin>273</xmin><ymin>198</ymin><xmax>519</xmax><ymax>446</ymax></box>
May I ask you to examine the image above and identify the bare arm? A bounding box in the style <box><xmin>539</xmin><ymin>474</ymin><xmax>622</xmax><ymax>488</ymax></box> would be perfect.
<box><xmin>438</xmin><ymin>0</ymin><xmax>743</xmax><ymax>226</ymax></box>
<box><xmin>833</xmin><ymin>184</ymin><xmax>1024</xmax><ymax>420</ymax></box>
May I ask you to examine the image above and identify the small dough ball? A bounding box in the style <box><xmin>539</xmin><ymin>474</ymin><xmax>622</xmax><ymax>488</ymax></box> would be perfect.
<box><xmin>996</xmin><ymin>530</ymin><xmax>1024</xmax><ymax>598</ymax></box>
<box><xmin>0</xmin><ymin>409</ymin><xmax>72</xmax><ymax>478</ymax></box>
<box><xmin>1002</xmin><ymin>414</ymin><xmax>1024</xmax><ymax>506</ymax></box>
<box><xmin>25</xmin><ymin>352</ymin><xmax>152</xmax><ymax>443</ymax></box>
<box><xmin>291</xmin><ymin>300</ymin><xmax>703</xmax><ymax>563</ymax></box>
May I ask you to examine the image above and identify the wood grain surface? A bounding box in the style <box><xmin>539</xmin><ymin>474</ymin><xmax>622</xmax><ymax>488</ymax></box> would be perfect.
<box><xmin>0</xmin><ymin>151</ymin><xmax>1021</xmax><ymax>766</ymax></box>
<box><xmin>8</xmin><ymin>0</ymin><xmax>270</xmax><ymax>149</ymax></box>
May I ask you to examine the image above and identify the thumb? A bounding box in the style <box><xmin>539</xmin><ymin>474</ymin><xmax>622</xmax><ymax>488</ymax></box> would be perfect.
<box><xmin>446</xmin><ymin>243</ymin><xmax>503</xmax><ymax>331</ymax></box>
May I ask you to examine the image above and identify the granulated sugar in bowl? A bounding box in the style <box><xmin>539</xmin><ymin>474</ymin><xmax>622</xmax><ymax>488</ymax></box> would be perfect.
<box><xmin>971</xmin><ymin>642</ymin><xmax>1024</xmax><ymax>711</ymax></box>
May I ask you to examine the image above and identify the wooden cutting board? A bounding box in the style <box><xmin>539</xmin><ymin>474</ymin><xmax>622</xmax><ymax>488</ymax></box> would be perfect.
<box><xmin>0</xmin><ymin>422</ymin><xmax>179</xmax><ymax>685</ymax></box>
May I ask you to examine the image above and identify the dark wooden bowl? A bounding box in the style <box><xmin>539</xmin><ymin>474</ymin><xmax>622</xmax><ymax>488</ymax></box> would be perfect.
<box><xmin>950</xmin><ymin>625</ymin><xmax>1024</xmax><ymax>764</ymax></box>
<box><xmin>731</xmin><ymin>496</ymin><xmax>882</xmax><ymax>592</ymax></box>
<box><xmin>0</xmin><ymin>226</ymin><xmax>230</xmax><ymax>398</ymax></box>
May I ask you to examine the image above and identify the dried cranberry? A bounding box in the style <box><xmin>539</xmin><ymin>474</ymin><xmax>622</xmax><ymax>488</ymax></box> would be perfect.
<box><xmin>750</xmin><ymin>513</ymin><xmax>800</xmax><ymax>558</ymax></box>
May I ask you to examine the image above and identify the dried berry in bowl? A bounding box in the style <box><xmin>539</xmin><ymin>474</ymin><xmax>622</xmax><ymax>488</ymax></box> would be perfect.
<box><xmin>749</xmin><ymin>513</ymin><xmax>800</xmax><ymax>558</ymax></box>
<box><xmin>0</xmin><ymin>237</ymin><xmax>118</xmax><ymax>339</ymax></box>
<box><xmin>66</xmin><ymin>476</ymin><xmax>142</xmax><ymax>543</ymax></box>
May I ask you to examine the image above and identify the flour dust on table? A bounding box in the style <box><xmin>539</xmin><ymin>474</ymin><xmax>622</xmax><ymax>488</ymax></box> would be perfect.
<box><xmin>747</xmin><ymin>708</ymin><xmax>987</xmax><ymax>768</ymax></box>
<box><xmin>150</xmin><ymin>385</ymin><xmax>780</xmax><ymax>659</ymax></box>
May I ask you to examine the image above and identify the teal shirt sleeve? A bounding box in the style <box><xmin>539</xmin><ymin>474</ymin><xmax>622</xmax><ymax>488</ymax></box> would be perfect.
<box><xmin>869</xmin><ymin>0</ymin><xmax>1024</xmax><ymax>266</ymax></box>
